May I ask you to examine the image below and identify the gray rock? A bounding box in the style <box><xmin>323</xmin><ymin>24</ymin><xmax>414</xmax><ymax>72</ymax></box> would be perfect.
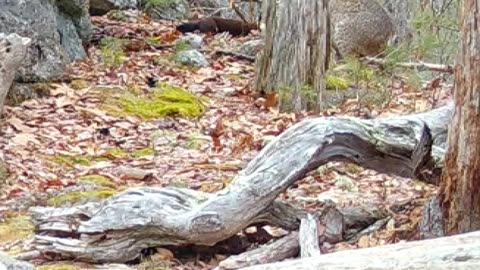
<box><xmin>175</xmin><ymin>50</ymin><xmax>208</xmax><ymax>67</ymax></box>
<box><xmin>0</xmin><ymin>33</ymin><xmax>31</xmax><ymax>112</ymax></box>
<box><xmin>56</xmin><ymin>12</ymin><xmax>87</xmax><ymax>61</ymax></box>
<box><xmin>0</xmin><ymin>0</ymin><xmax>92</xmax><ymax>82</ymax></box>
<box><xmin>90</xmin><ymin>0</ymin><xmax>139</xmax><ymax>15</ymax></box>
<box><xmin>54</xmin><ymin>0</ymin><xmax>92</xmax><ymax>60</ymax></box>
<box><xmin>0</xmin><ymin>252</ymin><xmax>35</xmax><ymax>270</ymax></box>
<box><xmin>143</xmin><ymin>0</ymin><xmax>189</xmax><ymax>21</ymax></box>
<box><xmin>238</xmin><ymin>39</ymin><xmax>264</xmax><ymax>57</ymax></box>
<box><xmin>175</xmin><ymin>34</ymin><xmax>203</xmax><ymax>50</ymax></box>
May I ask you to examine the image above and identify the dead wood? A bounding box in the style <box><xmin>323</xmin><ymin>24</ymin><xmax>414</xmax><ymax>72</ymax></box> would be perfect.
<box><xmin>418</xmin><ymin>194</ymin><xmax>445</xmax><ymax>240</ymax></box>
<box><xmin>215</xmin><ymin>232</ymin><xmax>299</xmax><ymax>270</ymax></box>
<box><xmin>237</xmin><ymin>231</ymin><xmax>480</xmax><ymax>270</ymax></box>
<box><xmin>211</xmin><ymin>49</ymin><xmax>257</xmax><ymax>61</ymax></box>
<box><xmin>363</xmin><ymin>57</ymin><xmax>454</xmax><ymax>73</ymax></box>
<box><xmin>212</xmin><ymin>199</ymin><xmax>382</xmax><ymax>270</ymax></box>
<box><xmin>28</xmin><ymin>104</ymin><xmax>451</xmax><ymax>263</ymax></box>
<box><xmin>299</xmin><ymin>214</ymin><xmax>321</xmax><ymax>257</ymax></box>
<box><xmin>0</xmin><ymin>33</ymin><xmax>31</xmax><ymax>114</ymax></box>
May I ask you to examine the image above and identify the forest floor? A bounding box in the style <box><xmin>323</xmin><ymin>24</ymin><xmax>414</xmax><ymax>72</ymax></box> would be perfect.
<box><xmin>0</xmin><ymin>11</ymin><xmax>454</xmax><ymax>270</ymax></box>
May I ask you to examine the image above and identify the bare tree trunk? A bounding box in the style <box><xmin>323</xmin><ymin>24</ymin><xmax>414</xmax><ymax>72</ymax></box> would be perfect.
<box><xmin>254</xmin><ymin>0</ymin><xmax>329</xmax><ymax>112</ymax></box>
<box><xmin>0</xmin><ymin>33</ymin><xmax>31</xmax><ymax>115</ymax></box>
<box><xmin>439</xmin><ymin>0</ymin><xmax>480</xmax><ymax>234</ymax></box>
<box><xmin>382</xmin><ymin>0</ymin><xmax>412</xmax><ymax>45</ymax></box>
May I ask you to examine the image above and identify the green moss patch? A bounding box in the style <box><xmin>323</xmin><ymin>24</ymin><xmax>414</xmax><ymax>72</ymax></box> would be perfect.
<box><xmin>69</xmin><ymin>79</ymin><xmax>89</xmax><ymax>90</ymax></box>
<box><xmin>104</xmin><ymin>147</ymin><xmax>156</xmax><ymax>159</ymax></box>
<box><xmin>141</xmin><ymin>0</ymin><xmax>178</xmax><ymax>10</ymax></box>
<box><xmin>102</xmin><ymin>82</ymin><xmax>207</xmax><ymax>119</ymax></box>
<box><xmin>99</xmin><ymin>37</ymin><xmax>128</xmax><ymax>68</ymax></box>
<box><xmin>132</xmin><ymin>147</ymin><xmax>156</xmax><ymax>157</ymax></box>
<box><xmin>0</xmin><ymin>215</ymin><xmax>34</xmax><ymax>243</ymax></box>
<box><xmin>226</xmin><ymin>74</ymin><xmax>242</xmax><ymax>81</ymax></box>
<box><xmin>47</xmin><ymin>190</ymin><xmax>117</xmax><ymax>207</ymax></box>
<box><xmin>78</xmin><ymin>175</ymin><xmax>117</xmax><ymax>189</ymax></box>
<box><xmin>147</xmin><ymin>36</ymin><xmax>163</xmax><ymax>45</ymax></box>
<box><xmin>326</xmin><ymin>75</ymin><xmax>350</xmax><ymax>90</ymax></box>
<box><xmin>104</xmin><ymin>148</ymin><xmax>130</xmax><ymax>159</ymax></box>
<box><xmin>46</xmin><ymin>154</ymin><xmax>108</xmax><ymax>167</ymax></box>
<box><xmin>45</xmin><ymin>147</ymin><xmax>156</xmax><ymax>169</ymax></box>
<box><xmin>37</xmin><ymin>264</ymin><xmax>80</xmax><ymax>270</ymax></box>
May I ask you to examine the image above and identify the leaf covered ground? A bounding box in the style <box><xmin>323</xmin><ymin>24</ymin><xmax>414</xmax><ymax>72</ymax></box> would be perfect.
<box><xmin>0</xmin><ymin>10</ymin><xmax>454</xmax><ymax>270</ymax></box>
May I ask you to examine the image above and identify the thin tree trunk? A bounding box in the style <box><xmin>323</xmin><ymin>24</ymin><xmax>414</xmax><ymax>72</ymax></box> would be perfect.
<box><xmin>439</xmin><ymin>0</ymin><xmax>480</xmax><ymax>234</ymax></box>
<box><xmin>382</xmin><ymin>0</ymin><xmax>412</xmax><ymax>45</ymax></box>
<box><xmin>254</xmin><ymin>0</ymin><xmax>329</xmax><ymax>112</ymax></box>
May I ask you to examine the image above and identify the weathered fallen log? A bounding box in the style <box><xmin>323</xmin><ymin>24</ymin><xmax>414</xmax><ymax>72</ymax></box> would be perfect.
<box><xmin>28</xmin><ymin>104</ymin><xmax>451</xmax><ymax>263</ymax></box>
<box><xmin>237</xmin><ymin>230</ymin><xmax>480</xmax><ymax>270</ymax></box>
<box><xmin>216</xmin><ymin>202</ymin><xmax>382</xmax><ymax>269</ymax></box>
<box><xmin>0</xmin><ymin>33</ymin><xmax>31</xmax><ymax>114</ymax></box>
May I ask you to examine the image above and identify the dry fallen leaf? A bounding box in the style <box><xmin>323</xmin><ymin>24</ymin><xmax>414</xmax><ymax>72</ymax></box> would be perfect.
<box><xmin>7</xmin><ymin>117</ymin><xmax>37</xmax><ymax>133</ymax></box>
<box><xmin>10</xmin><ymin>133</ymin><xmax>41</xmax><ymax>147</ymax></box>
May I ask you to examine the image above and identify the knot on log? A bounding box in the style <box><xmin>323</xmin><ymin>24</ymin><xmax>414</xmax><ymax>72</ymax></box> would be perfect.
<box><xmin>190</xmin><ymin>212</ymin><xmax>225</xmax><ymax>233</ymax></box>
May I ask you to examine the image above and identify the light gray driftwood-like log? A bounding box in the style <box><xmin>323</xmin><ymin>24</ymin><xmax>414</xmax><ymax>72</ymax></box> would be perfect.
<box><xmin>29</xmin><ymin>104</ymin><xmax>451</xmax><ymax>263</ymax></box>
<box><xmin>238</xmin><ymin>230</ymin><xmax>480</xmax><ymax>270</ymax></box>
<box><xmin>215</xmin><ymin>232</ymin><xmax>300</xmax><ymax>270</ymax></box>
<box><xmin>0</xmin><ymin>33</ymin><xmax>31</xmax><ymax>114</ymax></box>
<box><xmin>299</xmin><ymin>214</ymin><xmax>321</xmax><ymax>257</ymax></box>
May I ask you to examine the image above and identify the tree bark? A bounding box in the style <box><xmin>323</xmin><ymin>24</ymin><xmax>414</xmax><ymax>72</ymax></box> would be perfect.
<box><xmin>439</xmin><ymin>0</ymin><xmax>480</xmax><ymax>234</ymax></box>
<box><xmin>254</xmin><ymin>0</ymin><xmax>329</xmax><ymax>112</ymax></box>
<box><xmin>0</xmin><ymin>33</ymin><xmax>31</xmax><ymax>114</ymax></box>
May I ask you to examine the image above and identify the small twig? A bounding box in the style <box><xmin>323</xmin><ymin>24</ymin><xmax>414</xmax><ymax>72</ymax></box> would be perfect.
<box><xmin>347</xmin><ymin>217</ymin><xmax>391</xmax><ymax>243</ymax></box>
<box><xmin>205</xmin><ymin>49</ymin><xmax>256</xmax><ymax>61</ymax></box>
<box><xmin>149</xmin><ymin>43</ymin><xmax>175</xmax><ymax>50</ymax></box>
<box><xmin>362</xmin><ymin>57</ymin><xmax>454</xmax><ymax>74</ymax></box>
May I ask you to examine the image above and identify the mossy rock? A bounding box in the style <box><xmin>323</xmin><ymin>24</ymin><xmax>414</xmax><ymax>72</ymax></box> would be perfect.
<box><xmin>102</xmin><ymin>82</ymin><xmax>207</xmax><ymax>119</ymax></box>
<box><xmin>6</xmin><ymin>82</ymin><xmax>51</xmax><ymax>106</ymax></box>
<box><xmin>47</xmin><ymin>190</ymin><xmax>117</xmax><ymax>207</ymax></box>
<box><xmin>132</xmin><ymin>147</ymin><xmax>156</xmax><ymax>157</ymax></box>
<box><xmin>0</xmin><ymin>215</ymin><xmax>34</xmax><ymax>243</ymax></box>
